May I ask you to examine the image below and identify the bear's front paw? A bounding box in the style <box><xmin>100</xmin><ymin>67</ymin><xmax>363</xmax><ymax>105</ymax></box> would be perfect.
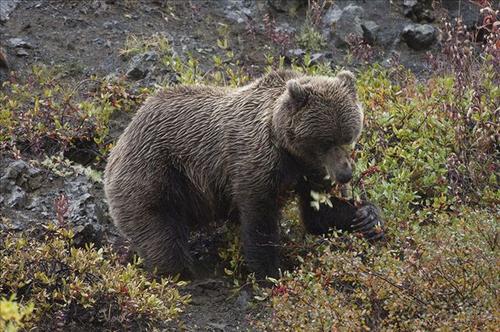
<box><xmin>351</xmin><ymin>203</ymin><xmax>385</xmax><ymax>241</ymax></box>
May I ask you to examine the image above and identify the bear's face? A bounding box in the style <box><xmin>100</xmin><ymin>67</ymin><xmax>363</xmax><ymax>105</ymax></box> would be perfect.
<box><xmin>323</xmin><ymin>145</ymin><xmax>354</xmax><ymax>184</ymax></box>
<box><xmin>273</xmin><ymin>71</ymin><xmax>363</xmax><ymax>183</ymax></box>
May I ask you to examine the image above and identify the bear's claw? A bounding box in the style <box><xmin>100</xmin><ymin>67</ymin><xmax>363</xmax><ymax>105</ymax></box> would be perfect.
<box><xmin>351</xmin><ymin>204</ymin><xmax>385</xmax><ymax>241</ymax></box>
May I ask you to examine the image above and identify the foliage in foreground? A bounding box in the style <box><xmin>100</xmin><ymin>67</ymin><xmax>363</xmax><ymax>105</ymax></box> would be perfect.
<box><xmin>256</xmin><ymin>17</ymin><xmax>499</xmax><ymax>330</ymax></box>
<box><xmin>257</xmin><ymin>208</ymin><xmax>498</xmax><ymax>331</ymax></box>
<box><xmin>0</xmin><ymin>223</ymin><xmax>189</xmax><ymax>331</ymax></box>
<box><xmin>0</xmin><ymin>295</ymin><xmax>33</xmax><ymax>332</ymax></box>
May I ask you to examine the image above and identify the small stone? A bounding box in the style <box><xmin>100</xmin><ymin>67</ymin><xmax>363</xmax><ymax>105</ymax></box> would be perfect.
<box><xmin>16</xmin><ymin>49</ymin><xmax>29</xmax><ymax>57</ymax></box>
<box><xmin>402</xmin><ymin>24</ymin><xmax>437</xmax><ymax>50</ymax></box>
<box><xmin>103</xmin><ymin>21</ymin><xmax>114</xmax><ymax>29</ymax></box>
<box><xmin>7</xmin><ymin>186</ymin><xmax>27</xmax><ymax>208</ymax></box>
<box><xmin>236</xmin><ymin>289</ymin><xmax>251</xmax><ymax>310</ymax></box>
<box><xmin>287</xmin><ymin>48</ymin><xmax>306</xmax><ymax>58</ymax></box>
<box><xmin>125</xmin><ymin>51</ymin><xmax>159</xmax><ymax>81</ymax></box>
<box><xmin>267</xmin><ymin>0</ymin><xmax>305</xmax><ymax>13</ymax></box>
<box><xmin>403</xmin><ymin>0</ymin><xmax>418</xmax><ymax>16</ymax></box>
<box><xmin>144</xmin><ymin>51</ymin><xmax>158</xmax><ymax>62</ymax></box>
<box><xmin>93</xmin><ymin>38</ymin><xmax>105</xmax><ymax>46</ymax></box>
<box><xmin>8</xmin><ymin>38</ymin><xmax>33</xmax><ymax>49</ymax></box>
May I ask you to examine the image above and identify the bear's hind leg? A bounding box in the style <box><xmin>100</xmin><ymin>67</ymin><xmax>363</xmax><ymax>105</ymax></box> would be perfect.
<box><xmin>128</xmin><ymin>208</ymin><xmax>193</xmax><ymax>277</ymax></box>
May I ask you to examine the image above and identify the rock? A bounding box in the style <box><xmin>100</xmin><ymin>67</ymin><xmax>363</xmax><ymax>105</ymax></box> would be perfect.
<box><xmin>8</xmin><ymin>38</ymin><xmax>33</xmax><ymax>49</ymax></box>
<box><xmin>3</xmin><ymin>160</ymin><xmax>27</xmax><ymax>179</ymax></box>
<box><xmin>403</xmin><ymin>0</ymin><xmax>434</xmax><ymax>23</ymax></box>
<box><xmin>322</xmin><ymin>3</ymin><xmax>343</xmax><ymax>27</ymax></box>
<box><xmin>0</xmin><ymin>0</ymin><xmax>20</xmax><ymax>22</ymax></box>
<box><xmin>334</xmin><ymin>4</ymin><xmax>365</xmax><ymax>47</ymax></box>
<box><xmin>73</xmin><ymin>223</ymin><xmax>104</xmax><ymax>248</ymax></box>
<box><xmin>441</xmin><ymin>0</ymin><xmax>481</xmax><ymax>30</ymax></box>
<box><xmin>310</xmin><ymin>52</ymin><xmax>329</xmax><ymax>63</ymax></box>
<box><xmin>66</xmin><ymin>175</ymin><xmax>109</xmax><ymax>227</ymax></box>
<box><xmin>0</xmin><ymin>177</ymin><xmax>11</xmax><ymax>193</ymax></box>
<box><xmin>2</xmin><ymin>160</ymin><xmax>43</xmax><ymax>192</ymax></box>
<box><xmin>125</xmin><ymin>51</ymin><xmax>158</xmax><ymax>80</ymax></box>
<box><xmin>103</xmin><ymin>20</ymin><xmax>120</xmax><ymax>30</ymax></box>
<box><xmin>0</xmin><ymin>160</ymin><xmax>43</xmax><ymax>212</ymax></box>
<box><xmin>236</xmin><ymin>290</ymin><xmax>251</xmax><ymax>310</ymax></box>
<box><xmin>267</xmin><ymin>0</ymin><xmax>305</xmax><ymax>13</ymax></box>
<box><xmin>223</xmin><ymin>0</ymin><xmax>259</xmax><ymax>24</ymax></box>
<box><xmin>16</xmin><ymin>49</ymin><xmax>29</xmax><ymax>57</ymax></box>
<box><xmin>361</xmin><ymin>20</ymin><xmax>379</xmax><ymax>45</ymax></box>
<box><xmin>287</xmin><ymin>48</ymin><xmax>306</xmax><ymax>58</ymax></box>
<box><xmin>402</xmin><ymin>24</ymin><xmax>437</xmax><ymax>50</ymax></box>
<box><xmin>341</xmin><ymin>4</ymin><xmax>364</xmax><ymax>19</ymax></box>
<box><xmin>143</xmin><ymin>51</ymin><xmax>158</xmax><ymax>62</ymax></box>
<box><xmin>7</xmin><ymin>186</ymin><xmax>27</xmax><ymax>208</ymax></box>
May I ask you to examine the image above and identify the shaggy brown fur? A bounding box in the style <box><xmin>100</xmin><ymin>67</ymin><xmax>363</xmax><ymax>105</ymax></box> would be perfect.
<box><xmin>104</xmin><ymin>69</ymin><xmax>383</xmax><ymax>278</ymax></box>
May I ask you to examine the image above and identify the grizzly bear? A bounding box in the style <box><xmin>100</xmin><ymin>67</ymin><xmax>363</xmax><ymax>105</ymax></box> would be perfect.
<box><xmin>104</xmin><ymin>69</ymin><xmax>383</xmax><ymax>279</ymax></box>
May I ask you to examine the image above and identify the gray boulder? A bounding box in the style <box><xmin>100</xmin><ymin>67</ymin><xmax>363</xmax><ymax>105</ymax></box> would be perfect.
<box><xmin>0</xmin><ymin>160</ymin><xmax>43</xmax><ymax>209</ymax></box>
<box><xmin>8</xmin><ymin>38</ymin><xmax>33</xmax><ymax>49</ymax></box>
<box><xmin>334</xmin><ymin>4</ymin><xmax>365</xmax><ymax>47</ymax></box>
<box><xmin>267</xmin><ymin>0</ymin><xmax>305</xmax><ymax>13</ymax></box>
<box><xmin>402</xmin><ymin>24</ymin><xmax>437</xmax><ymax>50</ymax></box>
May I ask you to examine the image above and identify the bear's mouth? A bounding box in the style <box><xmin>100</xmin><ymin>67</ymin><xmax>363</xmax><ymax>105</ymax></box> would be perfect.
<box><xmin>322</xmin><ymin>145</ymin><xmax>354</xmax><ymax>185</ymax></box>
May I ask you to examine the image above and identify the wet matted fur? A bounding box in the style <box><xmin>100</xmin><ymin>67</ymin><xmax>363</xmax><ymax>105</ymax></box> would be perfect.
<box><xmin>104</xmin><ymin>69</ymin><xmax>382</xmax><ymax>278</ymax></box>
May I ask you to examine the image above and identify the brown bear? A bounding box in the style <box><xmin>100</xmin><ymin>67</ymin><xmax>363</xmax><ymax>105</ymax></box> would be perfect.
<box><xmin>104</xmin><ymin>69</ymin><xmax>383</xmax><ymax>279</ymax></box>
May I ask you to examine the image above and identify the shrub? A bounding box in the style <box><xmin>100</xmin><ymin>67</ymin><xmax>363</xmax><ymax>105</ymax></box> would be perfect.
<box><xmin>0</xmin><ymin>222</ymin><xmax>189</xmax><ymax>330</ymax></box>
<box><xmin>254</xmin><ymin>21</ymin><xmax>498</xmax><ymax>328</ymax></box>
<box><xmin>257</xmin><ymin>207</ymin><xmax>498</xmax><ymax>331</ymax></box>
<box><xmin>296</xmin><ymin>23</ymin><xmax>326</xmax><ymax>52</ymax></box>
<box><xmin>0</xmin><ymin>66</ymin><xmax>148</xmax><ymax>161</ymax></box>
<box><xmin>0</xmin><ymin>295</ymin><xmax>34</xmax><ymax>332</ymax></box>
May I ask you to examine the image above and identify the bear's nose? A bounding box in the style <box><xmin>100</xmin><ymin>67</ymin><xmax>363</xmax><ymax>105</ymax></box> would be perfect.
<box><xmin>336</xmin><ymin>170</ymin><xmax>352</xmax><ymax>184</ymax></box>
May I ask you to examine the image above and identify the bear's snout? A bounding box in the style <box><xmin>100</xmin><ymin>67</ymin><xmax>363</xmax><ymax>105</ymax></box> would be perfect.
<box><xmin>335</xmin><ymin>169</ymin><xmax>353</xmax><ymax>184</ymax></box>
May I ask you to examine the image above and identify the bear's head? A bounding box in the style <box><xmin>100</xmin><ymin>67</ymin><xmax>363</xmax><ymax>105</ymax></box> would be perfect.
<box><xmin>273</xmin><ymin>70</ymin><xmax>363</xmax><ymax>184</ymax></box>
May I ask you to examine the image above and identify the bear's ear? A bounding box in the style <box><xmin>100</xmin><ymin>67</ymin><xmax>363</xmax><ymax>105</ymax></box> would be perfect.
<box><xmin>286</xmin><ymin>79</ymin><xmax>309</xmax><ymax>108</ymax></box>
<box><xmin>336</xmin><ymin>70</ymin><xmax>357</xmax><ymax>94</ymax></box>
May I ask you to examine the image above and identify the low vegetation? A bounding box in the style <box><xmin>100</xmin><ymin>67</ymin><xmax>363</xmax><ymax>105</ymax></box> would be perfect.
<box><xmin>0</xmin><ymin>5</ymin><xmax>498</xmax><ymax>331</ymax></box>
<box><xmin>0</xmin><ymin>222</ymin><xmax>189</xmax><ymax>330</ymax></box>
<box><xmin>255</xmin><ymin>15</ymin><xmax>499</xmax><ymax>330</ymax></box>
